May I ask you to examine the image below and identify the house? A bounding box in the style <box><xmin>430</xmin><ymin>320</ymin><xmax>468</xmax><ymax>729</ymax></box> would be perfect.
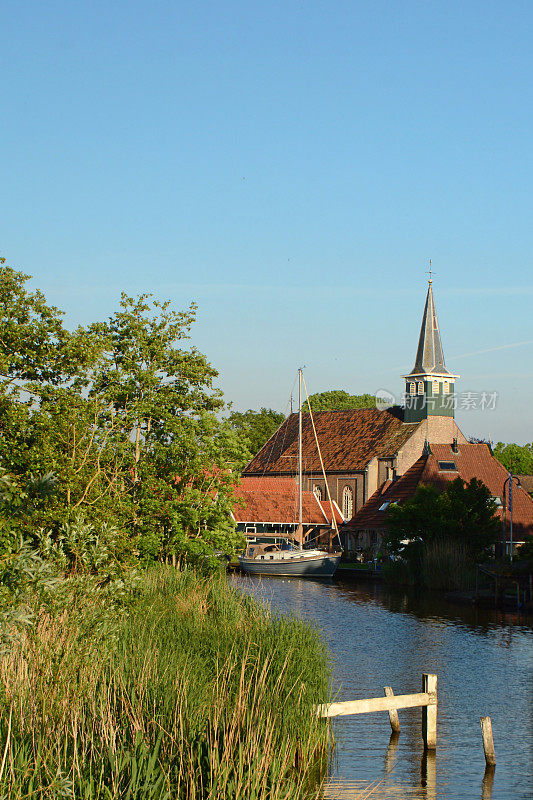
<box><xmin>231</xmin><ymin>476</ymin><xmax>343</xmax><ymax>545</ymax></box>
<box><xmin>344</xmin><ymin>442</ymin><xmax>533</xmax><ymax>557</ymax></box>
<box><xmin>243</xmin><ymin>278</ymin><xmax>467</xmax><ymax>520</ymax></box>
<box><xmin>241</xmin><ymin>277</ymin><xmax>533</xmax><ymax>555</ymax></box>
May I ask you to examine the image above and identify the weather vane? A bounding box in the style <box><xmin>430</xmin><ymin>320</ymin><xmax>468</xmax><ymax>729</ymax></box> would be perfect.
<box><xmin>427</xmin><ymin>259</ymin><xmax>435</xmax><ymax>284</ymax></box>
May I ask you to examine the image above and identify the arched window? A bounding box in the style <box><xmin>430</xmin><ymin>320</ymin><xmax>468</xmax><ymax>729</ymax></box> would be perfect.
<box><xmin>313</xmin><ymin>485</ymin><xmax>322</xmax><ymax>500</ymax></box>
<box><xmin>342</xmin><ymin>486</ymin><xmax>353</xmax><ymax>520</ymax></box>
<box><xmin>443</xmin><ymin>381</ymin><xmax>450</xmax><ymax>394</ymax></box>
<box><xmin>417</xmin><ymin>381</ymin><xmax>424</xmax><ymax>395</ymax></box>
<box><xmin>432</xmin><ymin>380</ymin><xmax>439</xmax><ymax>394</ymax></box>
<box><xmin>409</xmin><ymin>382</ymin><xmax>415</xmax><ymax>395</ymax></box>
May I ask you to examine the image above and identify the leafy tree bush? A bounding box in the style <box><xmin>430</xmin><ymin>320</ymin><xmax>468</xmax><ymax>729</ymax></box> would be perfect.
<box><xmin>0</xmin><ymin>260</ymin><xmax>248</xmax><ymax>565</ymax></box>
<box><xmin>226</xmin><ymin>407</ymin><xmax>285</xmax><ymax>457</ymax></box>
<box><xmin>304</xmin><ymin>389</ymin><xmax>376</xmax><ymax>412</ymax></box>
<box><xmin>492</xmin><ymin>441</ymin><xmax>533</xmax><ymax>475</ymax></box>
<box><xmin>385</xmin><ymin>477</ymin><xmax>500</xmax><ymax>567</ymax></box>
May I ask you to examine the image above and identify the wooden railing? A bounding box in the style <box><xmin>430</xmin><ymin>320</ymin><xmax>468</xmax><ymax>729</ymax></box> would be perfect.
<box><xmin>318</xmin><ymin>672</ymin><xmax>497</xmax><ymax>767</ymax></box>
<box><xmin>318</xmin><ymin>673</ymin><xmax>437</xmax><ymax>750</ymax></box>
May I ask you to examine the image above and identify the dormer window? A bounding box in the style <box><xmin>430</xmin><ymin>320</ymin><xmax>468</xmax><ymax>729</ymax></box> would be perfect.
<box><xmin>432</xmin><ymin>380</ymin><xmax>439</xmax><ymax>394</ymax></box>
<box><xmin>417</xmin><ymin>381</ymin><xmax>424</xmax><ymax>395</ymax></box>
<box><xmin>409</xmin><ymin>382</ymin><xmax>415</xmax><ymax>395</ymax></box>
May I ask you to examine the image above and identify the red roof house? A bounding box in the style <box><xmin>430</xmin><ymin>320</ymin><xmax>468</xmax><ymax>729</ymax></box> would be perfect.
<box><xmin>344</xmin><ymin>443</ymin><xmax>533</xmax><ymax>554</ymax></box>
<box><xmin>232</xmin><ymin>476</ymin><xmax>343</xmax><ymax>541</ymax></box>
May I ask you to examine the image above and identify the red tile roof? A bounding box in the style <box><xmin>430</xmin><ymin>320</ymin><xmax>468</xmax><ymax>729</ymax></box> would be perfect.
<box><xmin>232</xmin><ymin>476</ymin><xmax>341</xmax><ymax>525</ymax></box>
<box><xmin>244</xmin><ymin>409</ymin><xmax>421</xmax><ymax>475</ymax></box>
<box><xmin>348</xmin><ymin>443</ymin><xmax>533</xmax><ymax>540</ymax></box>
<box><xmin>517</xmin><ymin>475</ymin><xmax>533</xmax><ymax>495</ymax></box>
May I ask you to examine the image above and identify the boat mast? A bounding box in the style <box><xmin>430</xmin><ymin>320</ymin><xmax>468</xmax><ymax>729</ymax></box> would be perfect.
<box><xmin>298</xmin><ymin>367</ymin><xmax>303</xmax><ymax>550</ymax></box>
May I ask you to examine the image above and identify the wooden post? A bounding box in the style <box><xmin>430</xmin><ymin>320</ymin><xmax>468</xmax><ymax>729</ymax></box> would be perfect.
<box><xmin>480</xmin><ymin>716</ymin><xmax>496</xmax><ymax>766</ymax></box>
<box><xmin>422</xmin><ymin>674</ymin><xmax>437</xmax><ymax>750</ymax></box>
<box><xmin>384</xmin><ymin>686</ymin><xmax>400</xmax><ymax>733</ymax></box>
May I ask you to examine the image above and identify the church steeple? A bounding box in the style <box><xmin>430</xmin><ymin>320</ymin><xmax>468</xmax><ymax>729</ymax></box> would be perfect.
<box><xmin>403</xmin><ymin>277</ymin><xmax>459</xmax><ymax>425</ymax></box>
<box><xmin>409</xmin><ymin>280</ymin><xmax>450</xmax><ymax>376</ymax></box>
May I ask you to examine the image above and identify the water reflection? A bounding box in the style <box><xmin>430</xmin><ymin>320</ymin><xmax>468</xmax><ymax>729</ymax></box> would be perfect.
<box><xmin>420</xmin><ymin>751</ymin><xmax>436</xmax><ymax>799</ymax></box>
<box><xmin>232</xmin><ymin>575</ymin><xmax>533</xmax><ymax>800</ymax></box>
<box><xmin>384</xmin><ymin>733</ymin><xmax>399</xmax><ymax>774</ymax></box>
<box><xmin>481</xmin><ymin>766</ymin><xmax>495</xmax><ymax>800</ymax></box>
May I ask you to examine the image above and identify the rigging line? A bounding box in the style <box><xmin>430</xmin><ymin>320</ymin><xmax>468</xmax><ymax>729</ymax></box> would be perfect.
<box><xmin>301</xmin><ymin>373</ymin><xmax>342</xmax><ymax>549</ymax></box>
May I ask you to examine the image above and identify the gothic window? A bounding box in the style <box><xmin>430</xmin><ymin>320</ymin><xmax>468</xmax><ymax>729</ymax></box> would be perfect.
<box><xmin>417</xmin><ymin>381</ymin><xmax>424</xmax><ymax>394</ymax></box>
<box><xmin>443</xmin><ymin>381</ymin><xmax>450</xmax><ymax>394</ymax></box>
<box><xmin>342</xmin><ymin>486</ymin><xmax>353</xmax><ymax>520</ymax></box>
<box><xmin>313</xmin><ymin>485</ymin><xmax>322</xmax><ymax>500</ymax></box>
<box><xmin>409</xmin><ymin>382</ymin><xmax>415</xmax><ymax>395</ymax></box>
<box><xmin>432</xmin><ymin>380</ymin><xmax>439</xmax><ymax>394</ymax></box>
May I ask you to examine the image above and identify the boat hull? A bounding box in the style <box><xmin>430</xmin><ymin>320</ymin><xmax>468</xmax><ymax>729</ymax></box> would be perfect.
<box><xmin>238</xmin><ymin>553</ymin><xmax>341</xmax><ymax>578</ymax></box>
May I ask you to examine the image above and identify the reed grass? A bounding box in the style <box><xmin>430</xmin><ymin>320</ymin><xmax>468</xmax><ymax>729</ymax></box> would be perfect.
<box><xmin>420</xmin><ymin>540</ymin><xmax>474</xmax><ymax>591</ymax></box>
<box><xmin>0</xmin><ymin>566</ymin><xmax>331</xmax><ymax>799</ymax></box>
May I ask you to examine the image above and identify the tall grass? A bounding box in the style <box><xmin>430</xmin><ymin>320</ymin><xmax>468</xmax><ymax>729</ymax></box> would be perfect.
<box><xmin>420</xmin><ymin>540</ymin><xmax>474</xmax><ymax>591</ymax></box>
<box><xmin>384</xmin><ymin>540</ymin><xmax>474</xmax><ymax>591</ymax></box>
<box><xmin>0</xmin><ymin>566</ymin><xmax>331</xmax><ymax>799</ymax></box>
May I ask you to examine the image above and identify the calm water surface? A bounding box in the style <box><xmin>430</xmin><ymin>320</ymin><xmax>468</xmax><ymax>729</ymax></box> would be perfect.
<box><xmin>231</xmin><ymin>575</ymin><xmax>533</xmax><ymax>800</ymax></box>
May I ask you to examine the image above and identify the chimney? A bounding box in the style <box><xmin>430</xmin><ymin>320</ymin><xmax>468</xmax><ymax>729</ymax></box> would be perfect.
<box><xmin>451</xmin><ymin>438</ymin><xmax>459</xmax><ymax>454</ymax></box>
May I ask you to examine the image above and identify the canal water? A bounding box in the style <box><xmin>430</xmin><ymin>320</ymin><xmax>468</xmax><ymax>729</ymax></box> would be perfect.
<box><xmin>231</xmin><ymin>575</ymin><xmax>533</xmax><ymax>800</ymax></box>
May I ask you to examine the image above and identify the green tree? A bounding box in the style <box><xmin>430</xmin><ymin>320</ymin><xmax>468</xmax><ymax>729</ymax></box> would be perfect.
<box><xmin>492</xmin><ymin>442</ymin><xmax>533</xmax><ymax>475</ymax></box>
<box><xmin>226</xmin><ymin>408</ymin><xmax>285</xmax><ymax>457</ymax></box>
<box><xmin>385</xmin><ymin>477</ymin><xmax>500</xmax><ymax>566</ymax></box>
<box><xmin>0</xmin><ymin>261</ymin><xmax>247</xmax><ymax>565</ymax></box>
<box><xmin>87</xmin><ymin>293</ymin><xmax>248</xmax><ymax>562</ymax></box>
<box><xmin>304</xmin><ymin>389</ymin><xmax>376</xmax><ymax>412</ymax></box>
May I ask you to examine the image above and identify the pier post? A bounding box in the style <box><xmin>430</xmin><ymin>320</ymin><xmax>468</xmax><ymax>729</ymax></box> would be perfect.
<box><xmin>480</xmin><ymin>716</ymin><xmax>496</xmax><ymax>766</ymax></box>
<box><xmin>421</xmin><ymin>674</ymin><xmax>437</xmax><ymax>750</ymax></box>
<box><xmin>384</xmin><ymin>686</ymin><xmax>400</xmax><ymax>733</ymax></box>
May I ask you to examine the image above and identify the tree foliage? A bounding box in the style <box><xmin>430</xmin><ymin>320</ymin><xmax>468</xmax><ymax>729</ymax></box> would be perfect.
<box><xmin>304</xmin><ymin>389</ymin><xmax>376</xmax><ymax>412</ymax></box>
<box><xmin>226</xmin><ymin>407</ymin><xmax>285</xmax><ymax>458</ymax></box>
<box><xmin>0</xmin><ymin>259</ymin><xmax>247</xmax><ymax>566</ymax></box>
<box><xmin>492</xmin><ymin>442</ymin><xmax>533</xmax><ymax>475</ymax></box>
<box><xmin>385</xmin><ymin>477</ymin><xmax>500</xmax><ymax>564</ymax></box>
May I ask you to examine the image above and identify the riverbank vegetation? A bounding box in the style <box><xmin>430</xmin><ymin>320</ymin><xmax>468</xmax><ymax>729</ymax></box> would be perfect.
<box><xmin>0</xmin><ymin>259</ymin><xmax>250</xmax><ymax>567</ymax></box>
<box><xmin>0</xmin><ymin>556</ymin><xmax>331</xmax><ymax>799</ymax></box>
<box><xmin>383</xmin><ymin>478</ymin><xmax>500</xmax><ymax>591</ymax></box>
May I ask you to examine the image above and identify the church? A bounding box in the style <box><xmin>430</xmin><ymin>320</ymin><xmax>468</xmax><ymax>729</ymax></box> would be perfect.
<box><xmin>239</xmin><ymin>278</ymin><xmax>533</xmax><ymax>555</ymax></box>
<box><xmin>243</xmin><ymin>277</ymin><xmax>466</xmax><ymax>517</ymax></box>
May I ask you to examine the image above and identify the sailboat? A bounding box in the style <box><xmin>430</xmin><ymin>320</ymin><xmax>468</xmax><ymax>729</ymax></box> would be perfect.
<box><xmin>238</xmin><ymin>369</ymin><xmax>342</xmax><ymax>578</ymax></box>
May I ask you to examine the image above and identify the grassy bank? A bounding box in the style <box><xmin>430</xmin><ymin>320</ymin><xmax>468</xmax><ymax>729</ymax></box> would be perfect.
<box><xmin>0</xmin><ymin>566</ymin><xmax>331</xmax><ymax>799</ymax></box>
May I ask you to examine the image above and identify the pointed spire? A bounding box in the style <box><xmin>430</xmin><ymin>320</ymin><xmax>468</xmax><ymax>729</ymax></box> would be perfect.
<box><xmin>408</xmin><ymin>279</ymin><xmax>450</xmax><ymax>376</ymax></box>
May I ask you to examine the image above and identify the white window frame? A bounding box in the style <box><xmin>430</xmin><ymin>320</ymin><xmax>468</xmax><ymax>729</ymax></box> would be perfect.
<box><xmin>342</xmin><ymin>486</ymin><xmax>353</xmax><ymax>520</ymax></box>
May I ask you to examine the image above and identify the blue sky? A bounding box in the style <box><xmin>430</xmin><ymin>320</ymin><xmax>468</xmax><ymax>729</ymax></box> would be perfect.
<box><xmin>1</xmin><ymin>1</ymin><xmax>532</xmax><ymax>442</ymax></box>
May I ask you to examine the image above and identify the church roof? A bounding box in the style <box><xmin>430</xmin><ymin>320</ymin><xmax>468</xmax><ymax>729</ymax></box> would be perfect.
<box><xmin>347</xmin><ymin>443</ymin><xmax>533</xmax><ymax>540</ymax></box>
<box><xmin>243</xmin><ymin>408</ymin><xmax>421</xmax><ymax>475</ymax></box>
<box><xmin>406</xmin><ymin>281</ymin><xmax>451</xmax><ymax>376</ymax></box>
